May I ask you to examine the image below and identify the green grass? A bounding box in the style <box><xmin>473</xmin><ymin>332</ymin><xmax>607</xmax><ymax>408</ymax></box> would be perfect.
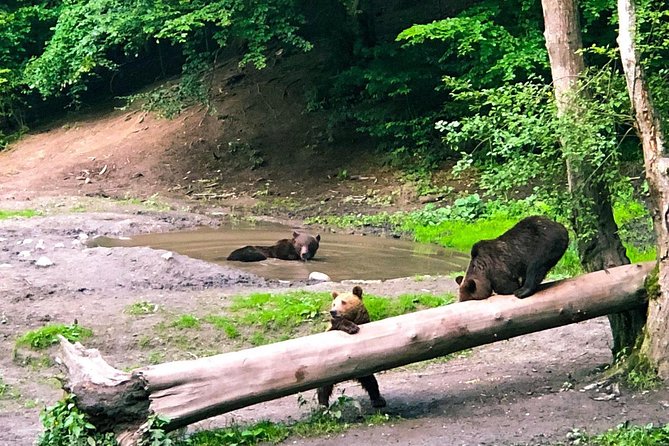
<box><xmin>178</xmin><ymin>396</ymin><xmax>397</xmax><ymax>446</ymax></box>
<box><xmin>154</xmin><ymin>290</ymin><xmax>456</xmax><ymax>351</ymax></box>
<box><xmin>0</xmin><ymin>377</ymin><xmax>20</xmax><ymax>400</ymax></box>
<box><xmin>170</xmin><ymin>314</ymin><xmax>201</xmax><ymax>329</ymax></box>
<box><xmin>0</xmin><ymin>209</ymin><xmax>39</xmax><ymax>219</ymax></box>
<box><xmin>124</xmin><ymin>301</ymin><xmax>159</xmax><ymax>316</ymax></box>
<box><xmin>577</xmin><ymin>423</ymin><xmax>669</xmax><ymax>445</ymax></box>
<box><xmin>16</xmin><ymin>324</ymin><xmax>93</xmax><ymax>350</ymax></box>
<box><xmin>222</xmin><ymin>290</ymin><xmax>456</xmax><ymax>345</ymax></box>
<box><xmin>202</xmin><ymin>315</ymin><xmax>240</xmax><ymax>339</ymax></box>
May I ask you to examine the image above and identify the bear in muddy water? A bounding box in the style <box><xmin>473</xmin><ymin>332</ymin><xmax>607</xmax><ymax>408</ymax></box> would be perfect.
<box><xmin>455</xmin><ymin>215</ymin><xmax>569</xmax><ymax>301</ymax></box>
<box><xmin>227</xmin><ymin>231</ymin><xmax>320</xmax><ymax>262</ymax></box>
<box><xmin>317</xmin><ymin>285</ymin><xmax>386</xmax><ymax>408</ymax></box>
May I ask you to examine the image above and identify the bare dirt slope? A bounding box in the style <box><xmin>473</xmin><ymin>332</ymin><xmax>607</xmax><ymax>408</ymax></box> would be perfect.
<box><xmin>0</xmin><ymin>53</ymin><xmax>667</xmax><ymax>446</ymax></box>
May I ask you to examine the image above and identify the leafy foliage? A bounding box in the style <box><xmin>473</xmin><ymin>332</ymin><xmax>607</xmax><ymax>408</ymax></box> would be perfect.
<box><xmin>38</xmin><ymin>394</ymin><xmax>117</xmax><ymax>446</ymax></box>
<box><xmin>16</xmin><ymin>323</ymin><xmax>92</xmax><ymax>350</ymax></box>
<box><xmin>592</xmin><ymin>422</ymin><xmax>669</xmax><ymax>446</ymax></box>
<box><xmin>0</xmin><ymin>0</ymin><xmax>311</xmax><ymax>139</ymax></box>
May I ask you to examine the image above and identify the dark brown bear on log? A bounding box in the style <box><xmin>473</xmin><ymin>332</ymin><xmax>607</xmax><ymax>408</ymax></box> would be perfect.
<box><xmin>455</xmin><ymin>215</ymin><xmax>569</xmax><ymax>301</ymax></box>
<box><xmin>227</xmin><ymin>231</ymin><xmax>320</xmax><ymax>262</ymax></box>
<box><xmin>317</xmin><ymin>286</ymin><xmax>387</xmax><ymax>408</ymax></box>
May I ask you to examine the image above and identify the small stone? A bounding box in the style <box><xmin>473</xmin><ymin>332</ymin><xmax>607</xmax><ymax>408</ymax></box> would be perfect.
<box><xmin>161</xmin><ymin>251</ymin><xmax>174</xmax><ymax>261</ymax></box>
<box><xmin>34</xmin><ymin>256</ymin><xmax>54</xmax><ymax>267</ymax></box>
<box><xmin>308</xmin><ymin>271</ymin><xmax>331</xmax><ymax>282</ymax></box>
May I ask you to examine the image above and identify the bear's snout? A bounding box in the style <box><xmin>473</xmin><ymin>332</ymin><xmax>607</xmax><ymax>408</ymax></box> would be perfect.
<box><xmin>329</xmin><ymin>310</ymin><xmax>339</xmax><ymax>317</ymax></box>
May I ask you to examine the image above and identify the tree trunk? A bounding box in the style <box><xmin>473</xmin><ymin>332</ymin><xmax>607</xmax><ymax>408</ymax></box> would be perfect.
<box><xmin>617</xmin><ymin>0</ymin><xmax>669</xmax><ymax>377</ymax></box>
<box><xmin>57</xmin><ymin>263</ymin><xmax>653</xmax><ymax>446</ymax></box>
<box><xmin>541</xmin><ymin>0</ymin><xmax>643</xmax><ymax>355</ymax></box>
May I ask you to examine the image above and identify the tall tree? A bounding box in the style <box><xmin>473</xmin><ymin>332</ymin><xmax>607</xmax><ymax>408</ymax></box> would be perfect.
<box><xmin>617</xmin><ymin>0</ymin><xmax>669</xmax><ymax>377</ymax></box>
<box><xmin>540</xmin><ymin>0</ymin><xmax>645</xmax><ymax>355</ymax></box>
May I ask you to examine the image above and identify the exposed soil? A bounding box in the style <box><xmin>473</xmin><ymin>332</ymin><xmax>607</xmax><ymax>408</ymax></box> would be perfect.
<box><xmin>0</xmin><ymin>52</ymin><xmax>667</xmax><ymax>446</ymax></box>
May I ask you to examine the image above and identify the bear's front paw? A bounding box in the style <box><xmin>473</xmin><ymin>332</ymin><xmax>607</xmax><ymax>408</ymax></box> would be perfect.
<box><xmin>514</xmin><ymin>287</ymin><xmax>534</xmax><ymax>298</ymax></box>
<box><xmin>331</xmin><ymin>317</ymin><xmax>360</xmax><ymax>334</ymax></box>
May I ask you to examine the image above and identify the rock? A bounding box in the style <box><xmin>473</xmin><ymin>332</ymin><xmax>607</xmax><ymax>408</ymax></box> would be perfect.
<box><xmin>18</xmin><ymin>251</ymin><xmax>31</xmax><ymax>258</ymax></box>
<box><xmin>161</xmin><ymin>251</ymin><xmax>174</xmax><ymax>261</ymax></box>
<box><xmin>309</xmin><ymin>271</ymin><xmax>331</xmax><ymax>282</ymax></box>
<box><xmin>34</xmin><ymin>256</ymin><xmax>54</xmax><ymax>267</ymax></box>
<box><xmin>35</xmin><ymin>239</ymin><xmax>46</xmax><ymax>250</ymax></box>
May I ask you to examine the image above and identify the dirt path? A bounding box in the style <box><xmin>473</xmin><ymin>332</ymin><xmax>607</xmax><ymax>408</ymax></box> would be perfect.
<box><xmin>0</xmin><ymin>205</ymin><xmax>667</xmax><ymax>446</ymax></box>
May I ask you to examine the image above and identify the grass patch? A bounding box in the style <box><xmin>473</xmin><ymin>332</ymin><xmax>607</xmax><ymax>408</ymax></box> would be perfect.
<box><xmin>116</xmin><ymin>193</ymin><xmax>172</xmax><ymax>211</ymax></box>
<box><xmin>16</xmin><ymin>324</ymin><xmax>93</xmax><ymax>350</ymax></box>
<box><xmin>0</xmin><ymin>209</ymin><xmax>39</xmax><ymax>219</ymax></box>
<box><xmin>220</xmin><ymin>290</ymin><xmax>456</xmax><ymax>346</ymax></box>
<box><xmin>153</xmin><ymin>290</ymin><xmax>456</xmax><ymax>351</ymax></box>
<box><xmin>179</xmin><ymin>396</ymin><xmax>397</xmax><ymax>445</ymax></box>
<box><xmin>0</xmin><ymin>377</ymin><xmax>21</xmax><ymax>400</ymax></box>
<box><xmin>125</xmin><ymin>301</ymin><xmax>159</xmax><ymax>316</ymax></box>
<box><xmin>202</xmin><ymin>315</ymin><xmax>240</xmax><ymax>339</ymax></box>
<box><xmin>569</xmin><ymin>423</ymin><xmax>669</xmax><ymax>445</ymax></box>
<box><xmin>170</xmin><ymin>314</ymin><xmax>201</xmax><ymax>329</ymax></box>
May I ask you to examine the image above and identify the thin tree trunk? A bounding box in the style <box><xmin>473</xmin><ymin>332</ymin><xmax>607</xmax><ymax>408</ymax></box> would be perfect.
<box><xmin>58</xmin><ymin>263</ymin><xmax>653</xmax><ymax>445</ymax></box>
<box><xmin>541</xmin><ymin>0</ymin><xmax>643</xmax><ymax>355</ymax></box>
<box><xmin>617</xmin><ymin>0</ymin><xmax>669</xmax><ymax>377</ymax></box>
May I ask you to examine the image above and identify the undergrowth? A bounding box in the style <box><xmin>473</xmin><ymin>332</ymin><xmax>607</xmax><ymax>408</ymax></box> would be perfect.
<box><xmin>0</xmin><ymin>209</ymin><xmax>39</xmax><ymax>219</ymax></box>
<box><xmin>568</xmin><ymin>422</ymin><xmax>669</xmax><ymax>445</ymax></box>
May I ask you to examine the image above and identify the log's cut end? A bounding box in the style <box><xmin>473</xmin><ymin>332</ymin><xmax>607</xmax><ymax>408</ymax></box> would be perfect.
<box><xmin>57</xmin><ymin>336</ymin><xmax>151</xmax><ymax>440</ymax></box>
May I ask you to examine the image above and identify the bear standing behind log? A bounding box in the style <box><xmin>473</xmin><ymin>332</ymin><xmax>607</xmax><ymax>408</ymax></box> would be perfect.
<box><xmin>317</xmin><ymin>286</ymin><xmax>386</xmax><ymax>408</ymax></box>
<box><xmin>227</xmin><ymin>231</ymin><xmax>320</xmax><ymax>262</ymax></box>
<box><xmin>455</xmin><ymin>215</ymin><xmax>569</xmax><ymax>301</ymax></box>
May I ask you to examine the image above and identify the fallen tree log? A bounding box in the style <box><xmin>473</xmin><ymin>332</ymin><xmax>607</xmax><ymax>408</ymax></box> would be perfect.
<box><xmin>58</xmin><ymin>262</ymin><xmax>654</xmax><ymax>445</ymax></box>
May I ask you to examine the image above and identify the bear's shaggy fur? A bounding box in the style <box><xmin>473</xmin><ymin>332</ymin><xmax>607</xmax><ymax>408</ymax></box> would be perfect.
<box><xmin>455</xmin><ymin>215</ymin><xmax>569</xmax><ymax>301</ymax></box>
<box><xmin>227</xmin><ymin>231</ymin><xmax>320</xmax><ymax>262</ymax></box>
<box><xmin>317</xmin><ymin>286</ymin><xmax>386</xmax><ymax>408</ymax></box>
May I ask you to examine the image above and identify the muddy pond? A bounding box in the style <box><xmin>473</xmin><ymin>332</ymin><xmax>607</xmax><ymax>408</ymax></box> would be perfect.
<box><xmin>92</xmin><ymin>222</ymin><xmax>469</xmax><ymax>281</ymax></box>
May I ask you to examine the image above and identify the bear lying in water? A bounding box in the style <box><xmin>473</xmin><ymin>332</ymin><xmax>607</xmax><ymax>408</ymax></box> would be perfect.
<box><xmin>455</xmin><ymin>215</ymin><xmax>569</xmax><ymax>301</ymax></box>
<box><xmin>227</xmin><ymin>231</ymin><xmax>320</xmax><ymax>262</ymax></box>
<box><xmin>317</xmin><ymin>285</ymin><xmax>386</xmax><ymax>408</ymax></box>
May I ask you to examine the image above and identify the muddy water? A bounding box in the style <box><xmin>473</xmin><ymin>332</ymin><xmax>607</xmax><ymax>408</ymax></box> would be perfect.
<box><xmin>92</xmin><ymin>222</ymin><xmax>469</xmax><ymax>281</ymax></box>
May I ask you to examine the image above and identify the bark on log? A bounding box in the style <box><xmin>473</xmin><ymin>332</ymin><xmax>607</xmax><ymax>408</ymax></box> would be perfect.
<box><xmin>58</xmin><ymin>262</ymin><xmax>654</xmax><ymax>445</ymax></box>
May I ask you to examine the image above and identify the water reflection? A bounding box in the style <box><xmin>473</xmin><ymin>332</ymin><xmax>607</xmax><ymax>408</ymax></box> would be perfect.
<box><xmin>91</xmin><ymin>221</ymin><xmax>468</xmax><ymax>281</ymax></box>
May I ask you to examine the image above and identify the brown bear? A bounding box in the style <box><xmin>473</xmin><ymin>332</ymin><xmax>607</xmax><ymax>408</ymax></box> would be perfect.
<box><xmin>227</xmin><ymin>231</ymin><xmax>320</xmax><ymax>262</ymax></box>
<box><xmin>455</xmin><ymin>215</ymin><xmax>569</xmax><ymax>301</ymax></box>
<box><xmin>317</xmin><ymin>285</ymin><xmax>387</xmax><ymax>408</ymax></box>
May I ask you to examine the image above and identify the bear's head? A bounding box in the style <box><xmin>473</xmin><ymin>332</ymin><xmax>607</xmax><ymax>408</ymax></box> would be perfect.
<box><xmin>330</xmin><ymin>285</ymin><xmax>366</xmax><ymax>321</ymax></box>
<box><xmin>293</xmin><ymin>231</ymin><xmax>321</xmax><ymax>261</ymax></box>
<box><xmin>455</xmin><ymin>275</ymin><xmax>493</xmax><ymax>302</ymax></box>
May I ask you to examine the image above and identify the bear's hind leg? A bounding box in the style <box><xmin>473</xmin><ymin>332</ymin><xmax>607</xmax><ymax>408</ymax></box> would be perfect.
<box><xmin>514</xmin><ymin>265</ymin><xmax>549</xmax><ymax>298</ymax></box>
<box><xmin>357</xmin><ymin>375</ymin><xmax>386</xmax><ymax>408</ymax></box>
<box><xmin>317</xmin><ymin>384</ymin><xmax>334</xmax><ymax>407</ymax></box>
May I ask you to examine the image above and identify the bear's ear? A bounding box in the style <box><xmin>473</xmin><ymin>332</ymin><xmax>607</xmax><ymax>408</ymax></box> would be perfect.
<box><xmin>293</xmin><ymin>231</ymin><xmax>300</xmax><ymax>239</ymax></box>
<box><xmin>331</xmin><ymin>291</ymin><xmax>339</xmax><ymax>300</ymax></box>
<box><xmin>316</xmin><ymin>234</ymin><xmax>321</xmax><ymax>242</ymax></box>
<box><xmin>455</xmin><ymin>275</ymin><xmax>464</xmax><ymax>285</ymax></box>
<box><xmin>352</xmin><ymin>286</ymin><xmax>363</xmax><ymax>299</ymax></box>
